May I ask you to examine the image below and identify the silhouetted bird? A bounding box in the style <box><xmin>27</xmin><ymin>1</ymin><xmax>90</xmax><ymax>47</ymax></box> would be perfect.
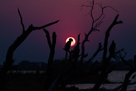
<box><xmin>64</xmin><ymin>38</ymin><xmax>73</xmax><ymax>52</ymax></box>
<box><xmin>64</xmin><ymin>38</ymin><xmax>73</xmax><ymax>59</ymax></box>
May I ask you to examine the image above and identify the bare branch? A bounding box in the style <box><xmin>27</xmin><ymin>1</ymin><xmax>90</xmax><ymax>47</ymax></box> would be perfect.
<box><xmin>90</xmin><ymin>0</ymin><xmax>95</xmax><ymax>22</ymax></box>
<box><xmin>52</xmin><ymin>32</ymin><xmax>56</xmax><ymax>50</ymax></box>
<box><xmin>93</xmin><ymin>14</ymin><xmax>123</xmax><ymax>90</ymax></box>
<box><xmin>43</xmin><ymin>29</ymin><xmax>57</xmax><ymax>90</ymax></box>
<box><xmin>87</xmin><ymin>43</ymin><xmax>103</xmax><ymax>63</ymax></box>
<box><xmin>93</xmin><ymin>4</ymin><xmax>118</xmax><ymax>29</ymax></box>
<box><xmin>95</xmin><ymin>3</ymin><xmax>118</xmax><ymax>23</ymax></box>
<box><xmin>18</xmin><ymin>8</ymin><xmax>25</xmax><ymax>33</ymax></box>
<box><xmin>81</xmin><ymin>5</ymin><xmax>92</xmax><ymax>8</ymax></box>
<box><xmin>32</xmin><ymin>20</ymin><xmax>60</xmax><ymax>30</ymax></box>
<box><xmin>93</xmin><ymin>29</ymin><xmax>100</xmax><ymax>31</ymax></box>
<box><xmin>93</xmin><ymin>4</ymin><xmax>104</xmax><ymax>23</ymax></box>
<box><xmin>94</xmin><ymin>14</ymin><xmax>105</xmax><ymax>29</ymax></box>
<box><xmin>113</xmin><ymin>14</ymin><xmax>123</xmax><ymax>24</ymax></box>
<box><xmin>115</xmin><ymin>48</ymin><xmax>124</xmax><ymax>54</ymax></box>
<box><xmin>103</xmin><ymin>6</ymin><xmax>118</xmax><ymax>13</ymax></box>
<box><xmin>80</xmin><ymin>0</ymin><xmax>121</xmax><ymax>62</ymax></box>
<box><xmin>80</xmin><ymin>0</ymin><xmax>95</xmax><ymax>22</ymax></box>
<box><xmin>43</xmin><ymin>29</ymin><xmax>52</xmax><ymax>49</ymax></box>
<box><xmin>120</xmin><ymin>55</ymin><xmax>136</xmax><ymax>91</ymax></box>
<box><xmin>121</xmin><ymin>56</ymin><xmax>133</xmax><ymax>69</ymax></box>
<box><xmin>103</xmin><ymin>14</ymin><xmax>123</xmax><ymax>62</ymax></box>
<box><xmin>121</xmin><ymin>69</ymin><xmax>135</xmax><ymax>91</ymax></box>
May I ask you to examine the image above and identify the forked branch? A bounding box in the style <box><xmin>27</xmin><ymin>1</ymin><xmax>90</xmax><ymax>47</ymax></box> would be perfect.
<box><xmin>0</xmin><ymin>8</ymin><xmax>59</xmax><ymax>91</ymax></box>
<box><xmin>18</xmin><ymin>8</ymin><xmax>25</xmax><ymax>33</ymax></box>
<box><xmin>120</xmin><ymin>55</ymin><xmax>136</xmax><ymax>91</ymax></box>
<box><xmin>87</xmin><ymin>43</ymin><xmax>103</xmax><ymax>63</ymax></box>
<box><xmin>80</xmin><ymin>0</ymin><xmax>118</xmax><ymax>62</ymax></box>
<box><xmin>43</xmin><ymin>29</ymin><xmax>57</xmax><ymax>90</ymax></box>
<box><xmin>92</xmin><ymin>14</ymin><xmax>123</xmax><ymax>91</ymax></box>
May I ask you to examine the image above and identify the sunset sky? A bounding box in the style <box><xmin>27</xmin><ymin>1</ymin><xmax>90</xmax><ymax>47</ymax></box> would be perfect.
<box><xmin>0</xmin><ymin>0</ymin><xmax>136</xmax><ymax>64</ymax></box>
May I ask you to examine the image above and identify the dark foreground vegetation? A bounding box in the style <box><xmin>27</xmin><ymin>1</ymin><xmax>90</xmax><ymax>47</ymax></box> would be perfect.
<box><xmin>0</xmin><ymin>0</ymin><xmax>136</xmax><ymax>91</ymax></box>
<box><xmin>5</xmin><ymin>72</ymin><xmax>110</xmax><ymax>91</ymax></box>
<box><xmin>0</xmin><ymin>58</ymin><xmax>134</xmax><ymax>71</ymax></box>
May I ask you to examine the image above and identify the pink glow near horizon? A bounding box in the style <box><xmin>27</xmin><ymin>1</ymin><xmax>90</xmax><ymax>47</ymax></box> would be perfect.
<box><xmin>0</xmin><ymin>0</ymin><xmax>136</xmax><ymax>63</ymax></box>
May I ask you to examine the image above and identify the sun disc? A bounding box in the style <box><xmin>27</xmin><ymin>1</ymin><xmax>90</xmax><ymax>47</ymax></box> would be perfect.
<box><xmin>66</xmin><ymin>37</ymin><xmax>76</xmax><ymax>46</ymax></box>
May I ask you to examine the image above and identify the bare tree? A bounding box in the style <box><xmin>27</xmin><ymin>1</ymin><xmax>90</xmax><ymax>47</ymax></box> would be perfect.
<box><xmin>45</xmin><ymin>1</ymin><xmax>123</xmax><ymax>91</ymax></box>
<box><xmin>43</xmin><ymin>29</ymin><xmax>57</xmax><ymax>90</ymax></box>
<box><xmin>0</xmin><ymin>8</ymin><xmax>59</xmax><ymax>91</ymax></box>
<box><xmin>120</xmin><ymin>55</ymin><xmax>136</xmax><ymax>91</ymax></box>
<box><xmin>92</xmin><ymin>14</ymin><xmax>123</xmax><ymax>91</ymax></box>
<box><xmin>80</xmin><ymin>0</ymin><xmax>118</xmax><ymax>62</ymax></box>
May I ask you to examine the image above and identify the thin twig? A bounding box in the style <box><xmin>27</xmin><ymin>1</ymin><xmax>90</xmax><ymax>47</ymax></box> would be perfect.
<box><xmin>33</xmin><ymin>20</ymin><xmax>60</xmax><ymax>30</ymax></box>
<box><xmin>18</xmin><ymin>8</ymin><xmax>25</xmax><ymax>33</ymax></box>
<box><xmin>87</xmin><ymin>43</ymin><xmax>103</xmax><ymax>63</ymax></box>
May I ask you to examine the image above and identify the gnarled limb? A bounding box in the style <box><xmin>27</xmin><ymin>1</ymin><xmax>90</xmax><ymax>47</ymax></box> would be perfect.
<box><xmin>0</xmin><ymin>8</ymin><xmax>59</xmax><ymax>91</ymax></box>
<box><xmin>120</xmin><ymin>52</ymin><xmax>133</xmax><ymax>69</ymax></box>
<box><xmin>92</xmin><ymin>14</ymin><xmax>123</xmax><ymax>91</ymax></box>
<box><xmin>80</xmin><ymin>0</ymin><xmax>118</xmax><ymax>62</ymax></box>
<box><xmin>18</xmin><ymin>8</ymin><xmax>25</xmax><ymax>33</ymax></box>
<box><xmin>120</xmin><ymin>55</ymin><xmax>136</xmax><ymax>91</ymax></box>
<box><xmin>43</xmin><ymin>29</ymin><xmax>57</xmax><ymax>90</ymax></box>
<box><xmin>103</xmin><ymin>14</ymin><xmax>123</xmax><ymax>63</ymax></box>
<box><xmin>87</xmin><ymin>43</ymin><xmax>103</xmax><ymax>63</ymax></box>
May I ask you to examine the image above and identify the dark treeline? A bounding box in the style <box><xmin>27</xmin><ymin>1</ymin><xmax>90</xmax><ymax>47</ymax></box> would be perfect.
<box><xmin>0</xmin><ymin>59</ymin><xmax>134</xmax><ymax>71</ymax></box>
<box><xmin>10</xmin><ymin>60</ymin><xmax>47</xmax><ymax>70</ymax></box>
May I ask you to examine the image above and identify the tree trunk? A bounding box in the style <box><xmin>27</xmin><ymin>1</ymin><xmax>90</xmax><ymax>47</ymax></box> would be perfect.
<box><xmin>0</xmin><ymin>18</ymin><xmax>59</xmax><ymax>91</ymax></box>
<box><xmin>43</xmin><ymin>29</ymin><xmax>57</xmax><ymax>91</ymax></box>
<box><xmin>92</xmin><ymin>14</ymin><xmax>123</xmax><ymax>91</ymax></box>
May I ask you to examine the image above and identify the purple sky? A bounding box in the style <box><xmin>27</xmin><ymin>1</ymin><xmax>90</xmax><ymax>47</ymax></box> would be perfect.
<box><xmin>0</xmin><ymin>0</ymin><xmax>136</xmax><ymax>64</ymax></box>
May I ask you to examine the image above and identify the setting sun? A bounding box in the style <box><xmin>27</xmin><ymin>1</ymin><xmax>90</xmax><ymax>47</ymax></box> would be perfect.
<box><xmin>66</xmin><ymin>37</ymin><xmax>76</xmax><ymax>46</ymax></box>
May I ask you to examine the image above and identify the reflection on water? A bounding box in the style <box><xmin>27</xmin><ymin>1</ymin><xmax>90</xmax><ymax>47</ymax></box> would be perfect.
<box><xmin>67</xmin><ymin>71</ymin><xmax>136</xmax><ymax>90</ymax></box>
<box><xmin>7</xmin><ymin>70</ymin><xmax>136</xmax><ymax>90</ymax></box>
<box><xmin>67</xmin><ymin>84</ymin><xmax>136</xmax><ymax>90</ymax></box>
<box><xmin>7</xmin><ymin>70</ymin><xmax>46</xmax><ymax>74</ymax></box>
<box><xmin>108</xmin><ymin>71</ymin><xmax>136</xmax><ymax>83</ymax></box>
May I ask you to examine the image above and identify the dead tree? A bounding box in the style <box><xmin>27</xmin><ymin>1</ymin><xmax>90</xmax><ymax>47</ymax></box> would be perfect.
<box><xmin>104</xmin><ymin>54</ymin><xmax>136</xmax><ymax>91</ymax></box>
<box><xmin>80</xmin><ymin>0</ymin><xmax>118</xmax><ymax>62</ymax></box>
<box><xmin>43</xmin><ymin>29</ymin><xmax>57</xmax><ymax>91</ymax></box>
<box><xmin>120</xmin><ymin>55</ymin><xmax>136</xmax><ymax>91</ymax></box>
<box><xmin>0</xmin><ymin>8</ymin><xmax>59</xmax><ymax>91</ymax></box>
<box><xmin>47</xmin><ymin>1</ymin><xmax>122</xmax><ymax>90</ymax></box>
<box><xmin>45</xmin><ymin>34</ymin><xmax>80</xmax><ymax>91</ymax></box>
<box><xmin>92</xmin><ymin>14</ymin><xmax>123</xmax><ymax>91</ymax></box>
<box><xmin>48</xmin><ymin>1</ymin><xmax>123</xmax><ymax>91</ymax></box>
